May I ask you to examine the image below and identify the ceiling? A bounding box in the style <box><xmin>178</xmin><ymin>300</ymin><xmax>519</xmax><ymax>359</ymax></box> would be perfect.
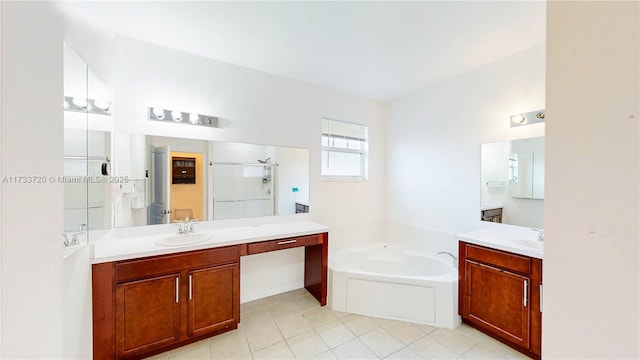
<box><xmin>57</xmin><ymin>1</ymin><xmax>546</xmax><ymax>102</ymax></box>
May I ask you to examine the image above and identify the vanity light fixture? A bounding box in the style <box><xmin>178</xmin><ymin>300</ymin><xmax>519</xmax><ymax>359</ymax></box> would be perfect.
<box><xmin>171</xmin><ymin>110</ymin><xmax>182</xmax><ymax>122</ymax></box>
<box><xmin>64</xmin><ymin>96</ymin><xmax>111</xmax><ymax>115</ymax></box>
<box><xmin>152</xmin><ymin>107</ymin><xmax>165</xmax><ymax>120</ymax></box>
<box><xmin>189</xmin><ymin>112</ymin><xmax>200</xmax><ymax>125</ymax></box>
<box><xmin>148</xmin><ymin>107</ymin><xmax>219</xmax><ymax>128</ymax></box>
<box><xmin>510</xmin><ymin>109</ymin><xmax>545</xmax><ymax>128</ymax></box>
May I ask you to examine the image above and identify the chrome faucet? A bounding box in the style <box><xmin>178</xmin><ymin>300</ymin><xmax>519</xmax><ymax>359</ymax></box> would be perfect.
<box><xmin>533</xmin><ymin>228</ymin><xmax>544</xmax><ymax>241</ymax></box>
<box><xmin>175</xmin><ymin>217</ymin><xmax>197</xmax><ymax>234</ymax></box>
<box><xmin>438</xmin><ymin>251</ymin><xmax>458</xmax><ymax>266</ymax></box>
<box><xmin>63</xmin><ymin>231</ymin><xmax>79</xmax><ymax>247</ymax></box>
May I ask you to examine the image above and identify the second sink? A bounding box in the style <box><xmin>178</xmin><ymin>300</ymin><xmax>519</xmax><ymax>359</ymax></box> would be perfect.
<box><xmin>514</xmin><ymin>238</ymin><xmax>544</xmax><ymax>250</ymax></box>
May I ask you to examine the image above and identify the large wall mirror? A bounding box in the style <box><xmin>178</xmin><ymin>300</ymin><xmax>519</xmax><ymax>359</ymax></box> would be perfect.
<box><xmin>113</xmin><ymin>134</ymin><xmax>310</xmax><ymax>228</ymax></box>
<box><xmin>481</xmin><ymin>136</ymin><xmax>544</xmax><ymax>228</ymax></box>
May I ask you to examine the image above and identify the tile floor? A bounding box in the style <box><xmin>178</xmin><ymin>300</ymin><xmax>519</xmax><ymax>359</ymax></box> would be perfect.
<box><xmin>145</xmin><ymin>288</ymin><xmax>531</xmax><ymax>360</ymax></box>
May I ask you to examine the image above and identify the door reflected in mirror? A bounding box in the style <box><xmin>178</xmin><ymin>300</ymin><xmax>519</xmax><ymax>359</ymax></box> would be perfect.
<box><xmin>481</xmin><ymin>137</ymin><xmax>544</xmax><ymax>229</ymax></box>
<box><xmin>113</xmin><ymin>134</ymin><xmax>310</xmax><ymax>227</ymax></box>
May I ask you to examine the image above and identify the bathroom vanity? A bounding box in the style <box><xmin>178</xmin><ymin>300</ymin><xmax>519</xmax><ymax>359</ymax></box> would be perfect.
<box><xmin>458</xmin><ymin>230</ymin><xmax>543</xmax><ymax>359</ymax></box>
<box><xmin>92</xmin><ymin>221</ymin><xmax>328</xmax><ymax>360</ymax></box>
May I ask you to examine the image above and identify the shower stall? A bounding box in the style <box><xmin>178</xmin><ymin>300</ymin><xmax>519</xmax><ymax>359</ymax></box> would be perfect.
<box><xmin>211</xmin><ymin>159</ymin><xmax>278</xmax><ymax>220</ymax></box>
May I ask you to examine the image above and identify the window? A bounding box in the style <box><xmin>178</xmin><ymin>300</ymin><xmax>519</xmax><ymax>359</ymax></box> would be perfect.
<box><xmin>321</xmin><ymin>118</ymin><xmax>368</xmax><ymax>180</ymax></box>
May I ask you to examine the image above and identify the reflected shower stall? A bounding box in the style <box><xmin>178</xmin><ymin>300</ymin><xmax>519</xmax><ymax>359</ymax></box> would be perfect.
<box><xmin>211</xmin><ymin>159</ymin><xmax>278</xmax><ymax>220</ymax></box>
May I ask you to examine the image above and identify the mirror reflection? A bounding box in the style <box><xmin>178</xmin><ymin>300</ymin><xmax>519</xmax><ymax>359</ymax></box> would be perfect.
<box><xmin>481</xmin><ymin>137</ymin><xmax>544</xmax><ymax>228</ymax></box>
<box><xmin>113</xmin><ymin>134</ymin><xmax>310</xmax><ymax>227</ymax></box>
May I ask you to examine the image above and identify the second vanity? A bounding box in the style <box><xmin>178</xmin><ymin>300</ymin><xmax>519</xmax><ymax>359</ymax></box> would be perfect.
<box><xmin>458</xmin><ymin>228</ymin><xmax>543</xmax><ymax>360</ymax></box>
<box><xmin>91</xmin><ymin>219</ymin><xmax>328</xmax><ymax>360</ymax></box>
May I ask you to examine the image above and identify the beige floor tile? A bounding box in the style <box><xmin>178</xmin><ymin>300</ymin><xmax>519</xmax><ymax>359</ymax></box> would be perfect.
<box><xmin>293</xmin><ymin>295</ymin><xmax>322</xmax><ymax>313</ymax></box>
<box><xmin>316</xmin><ymin>320</ymin><xmax>356</xmax><ymax>348</ymax></box>
<box><xmin>408</xmin><ymin>335</ymin><xmax>458</xmax><ymax>359</ymax></box>
<box><xmin>478</xmin><ymin>337</ymin><xmax>532</xmax><ymax>359</ymax></box>
<box><xmin>358</xmin><ymin>328</ymin><xmax>405</xmax><ymax>358</ymax></box>
<box><xmin>241</xmin><ymin>308</ymin><xmax>274</xmax><ymax>331</ymax></box>
<box><xmin>267</xmin><ymin>299</ymin><xmax>298</xmax><ymax>320</ymax></box>
<box><xmin>454</xmin><ymin>323</ymin><xmax>490</xmax><ymax>342</ymax></box>
<box><xmin>384</xmin><ymin>346</ymin><xmax>422</xmax><ymax>359</ymax></box>
<box><xmin>244</xmin><ymin>321</ymin><xmax>284</xmax><ymax>352</ymax></box>
<box><xmin>459</xmin><ymin>343</ymin><xmax>507</xmax><ymax>359</ymax></box>
<box><xmin>210</xmin><ymin>328</ymin><xmax>251</xmax><ymax>359</ymax></box>
<box><xmin>371</xmin><ymin>316</ymin><xmax>391</xmax><ymax>326</ymax></box>
<box><xmin>286</xmin><ymin>330</ymin><xmax>330</xmax><ymax>358</ymax></box>
<box><xmin>312</xmin><ymin>350</ymin><xmax>338</xmax><ymax>359</ymax></box>
<box><xmin>381</xmin><ymin>320</ymin><xmax>425</xmax><ymax>345</ymax></box>
<box><xmin>287</xmin><ymin>287</ymin><xmax>313</xmax><ymax>299</ymax></box>
<box><xmin>428</xmin><ymin>327</ymin><xmax>475</xmax><ymax>355</ymax></box>
<box><xmin>411</xmin><ymin>322</ymin><xmax>438</xmax><ymax>334</ymax></box>
<box><xmin>252</xmin><ymin>341</ymin><xmax>295</xmax><ymax>360</ymax></box>
<box><xmin>341</xmin><ymin>314</ymin><xmax>379</xmax><ymax>336</ymax></box>
<box><xmin>331</xmin><ymin>338</ymin><xmax>379</xmax><ymax>360</ymax></box>
<box><xmin>330</xmin><ymin>309</ymin><xmax>352</xmax><ymax>319</ymax></box>
<box><xmin>241</xmin><ymin>297</ymin><xmax>274</xmax><ymax>314</ymax></box>
<box><xmin>168</xmin><ymin>340</ymin><xmax>211</xmax><ymax>359</ymax></box>
<box><xmin>304</xmin><ymin>307</ymin><xmax>339</xmax><ymax>328</ymax></box>
<box><xmin>163</xmin><ymin>340</ymin><xmax>210</xmax><ymax>358</ymax></box>
<box><xmin>209</xmin><ymin>327</ymin><xmax>244</xmax><ymax>344</ymax></box>
<box><xmin>276</xmin><ymin>313</ymin><xmax>314</xmax><ymax>339</ymax></box>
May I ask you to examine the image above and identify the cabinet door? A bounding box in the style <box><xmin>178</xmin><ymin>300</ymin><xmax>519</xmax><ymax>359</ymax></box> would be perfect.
<box><xmin>116</xmin><ymin>273</ymin><xmax>181</xmax><ymax>358</ymax></box>
<box><xmin>188</xmin><ymin>263</ymin><xmax>239</xmax><ymax>337</ymax></box>
<box><xmin>463</xmin><ymin>260</ymin><xmax>530</xmax><ymax>349</ymax></box>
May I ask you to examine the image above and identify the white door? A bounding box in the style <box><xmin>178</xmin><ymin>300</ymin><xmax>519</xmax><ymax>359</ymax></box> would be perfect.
<box><xmin>150</xmin><ymin>145</ymin><xmax>171</xmax><ymax>224</ymax></box>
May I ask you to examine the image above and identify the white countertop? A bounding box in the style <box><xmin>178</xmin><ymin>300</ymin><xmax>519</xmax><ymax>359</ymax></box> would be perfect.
<box><xmin>92</xmin><ymin>219</ymin><xmax>328</xmax><ymax>264</ymax></box>
<box><xmin>458</xmin><ymin>227</ymin><xmax>544</xmax><ymax>259</ymax></box>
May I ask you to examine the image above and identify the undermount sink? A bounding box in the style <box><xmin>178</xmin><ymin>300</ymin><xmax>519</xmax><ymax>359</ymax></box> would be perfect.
<box><xmin>155</xmin><ymin>233</ymin><xmax>212</xmax><ymax>247</ymax></box>
<box><xmin>514</xmin><ymin>238</ymin><xmax>544</xmax><ymax>250</ymax></box>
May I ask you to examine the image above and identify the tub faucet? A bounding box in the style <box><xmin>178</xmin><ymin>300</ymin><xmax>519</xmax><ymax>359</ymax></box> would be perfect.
<box><xmin>438</xmin><ymin>251</ymin><xmax>458</xmax><ymax>266</ymax></box>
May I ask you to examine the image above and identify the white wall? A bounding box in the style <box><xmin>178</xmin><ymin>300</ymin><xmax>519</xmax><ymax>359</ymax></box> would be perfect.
<box><xmin>544</xmin><ymin>1</ymin><xmax>639</xmax><ymax>358</ymax></box>
<box><xmin>0</xmin><ymin>2</ymin><xmax>64</xmax><ymax>358</ymax></box>
<box><xmin>386</xmin><ymin>43</ymin><xmax>545</xmax><ymax>235</ymax></box>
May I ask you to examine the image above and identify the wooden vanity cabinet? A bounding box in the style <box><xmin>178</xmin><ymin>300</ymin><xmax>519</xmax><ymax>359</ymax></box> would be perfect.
<box><xmin>94</xmin><ymin>245</ymin><xmax>241</xmax><ymax>360</ymax></box>
<box><xmin>115</xmin><ymin>273</ymin><xmax>181</xmax><ymax>357</ymax></box>
<box><xmin>459</xmin><ymin>242</ymin><xmax>542</xmax><ymax>359</ymax></box>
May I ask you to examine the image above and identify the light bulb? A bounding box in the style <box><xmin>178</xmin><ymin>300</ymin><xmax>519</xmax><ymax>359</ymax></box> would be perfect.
<box><xmin>189</xmin><ymin>113</ymin><xmax>199</xmax><ymax>125</ymax></box>
<box><xmin>63</xmin><ymin>100</ymin><xmax>70</xmax><ymax>110</ymax></box>
<box><xmin>172</xmin><ymin>111</ymin><xmax>182</xmax><ymax>122</ymax></box>
<box><xmin>94</xmin><ymin>99</ymin><xmax>111</xmax><ymax>111</ymax></box>
<box><xmin>72</xmin><ymin>97</ymin><xmax>88</xmax><ymax>108</ymax></box>
<box><xmin>511</xmin><ymin>114</ymin><xmax>525</xmax><ymax>124</ymax></box>
<box><xmin>152</xmin><ymin>107</ymin><xmax>165</xmax><ymax>120</ymax></box>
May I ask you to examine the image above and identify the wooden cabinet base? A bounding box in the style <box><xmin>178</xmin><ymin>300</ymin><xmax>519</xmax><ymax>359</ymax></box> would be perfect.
<box><xmin>93</xmin><ymin>232</ymin><xmax>328</xmax><ymax>359</ymax></box>
<box><xmin>459</xmin><ymin>242</ymin><xmax>542</xmax><ymax>360</ymax></box>
<box><xmin>93</xmin><ymin>246</ymin><xmax>241</xmax><ymax>360</ymax></box>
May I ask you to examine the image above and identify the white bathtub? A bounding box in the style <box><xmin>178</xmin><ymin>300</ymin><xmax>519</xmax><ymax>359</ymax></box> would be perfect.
<box><xmin>329</xmin><ymin>244</ymin><xmax>460</xmax><ymax>329</ymax></box>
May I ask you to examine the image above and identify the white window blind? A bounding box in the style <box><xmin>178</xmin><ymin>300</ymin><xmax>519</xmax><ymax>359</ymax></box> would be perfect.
<box><xmin>321</xmin><ymin>118</ymin><xmax>368</xmax><ymax>180</ymax></box>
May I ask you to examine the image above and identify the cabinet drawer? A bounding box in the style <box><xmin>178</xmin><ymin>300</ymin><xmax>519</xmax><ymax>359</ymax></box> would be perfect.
<box><xmin>247</xmin><ymin>235</ymin><xmax>321</xmax><ymax>254</ymax></box>
<box><xmin>116</xmin><ymin>245</ymin><xmax>239</xmax><ymax>283</ymax></box>
<box><xmin>464</xmin><ymin>243</ymin><xmax>531</xmax><ymax>275</ymax></box>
